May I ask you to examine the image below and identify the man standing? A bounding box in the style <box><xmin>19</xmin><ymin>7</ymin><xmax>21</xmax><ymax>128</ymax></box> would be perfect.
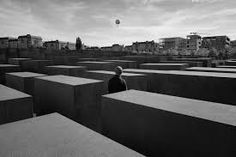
<box><xmin>108</xmin><ymin>66</ymin><xmax>127</xmax><ymax>94</ymax></box>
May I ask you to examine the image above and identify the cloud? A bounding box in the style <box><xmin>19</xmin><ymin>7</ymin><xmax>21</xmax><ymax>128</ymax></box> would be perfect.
<box><xmin>0</xmin><ymin>0</ymin><xmax>235</xmax><ymax>46</ymax></box>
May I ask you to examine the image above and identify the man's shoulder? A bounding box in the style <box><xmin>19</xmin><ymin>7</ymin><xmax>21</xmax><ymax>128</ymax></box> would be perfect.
<box><xmin>109</xmin><ymin>75</ymin><xmax>117</xmax><ymax>82</ymax></box>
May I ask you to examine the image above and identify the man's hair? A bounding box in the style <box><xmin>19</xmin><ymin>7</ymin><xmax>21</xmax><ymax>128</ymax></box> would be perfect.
<box><xmin>115</xmin><ymin>66</ymin><xmax>123</xmax><ymax>75</ymax></box>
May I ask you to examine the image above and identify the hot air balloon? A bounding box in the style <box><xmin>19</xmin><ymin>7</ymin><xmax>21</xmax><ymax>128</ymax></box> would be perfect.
<box><xmin>115</xmin><ymin>19</ymin><xmax>120</xmax><ymax>26</ymax></box>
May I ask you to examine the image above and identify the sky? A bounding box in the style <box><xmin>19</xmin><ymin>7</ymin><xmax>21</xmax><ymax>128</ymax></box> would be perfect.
<box><xmin>0</xmin><ymin>0</ymin><xmax>236</xmax><ymax>46</ymax></box>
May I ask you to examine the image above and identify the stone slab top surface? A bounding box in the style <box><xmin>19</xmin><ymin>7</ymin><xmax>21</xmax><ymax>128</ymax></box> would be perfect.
<box><xmin>226</xmin><ymin>60</ymin><xmax>236</xmax><ymax>62</ymax></box>
<box><xmin>217</xmin><ymin>66</ymin><xmax>236</xmax><ymax>69</ymax></box>
<box><xmin>78</xmin><ymin>58</ymin><xmax>99</xmax><ymax>60</ymax></box>
<box><xmin>77</xmin><ymin>61</ymin><xmax>113</xmax><ymax>64</ymax></box>
<box><xmin>6</xmin><ymin>72</ymin><xmax>46</xmax><ymax>78</ymax></box>
<box><xmin>0</xmin><ymin>113</ymin><xmax>144</xmax><ymax>157</ymax></box>
<box><xmin>0</xmin><ymin>84</ymin><xmax>31</xmax><ymax>101</ymax></box>
<box><xmin>0</xmin><ymin>64</ymin><xmax>20</xmax><ymax>68</ymax></box>
<box><xmin>36</xmin><ymin>75</ymin><xmax>103</xmax><ymax>86</ymax></box>
<box><xmin>161</xmin><ymin>61</ymin><xmax>201</xmax><ymax>63</ymax></box>
<box><xmin>30</xmin><ymin>60</ymin><xmax>52</xmax><ymax>62</ymax></box>
<box><xmin>187</xmin><ymin>67</ymin><xmax>236</xmax><ymax>72</ymax></box>
<box><xmin>141</xmin><ymin>63</ymin><xmax>187</xmax><ymax>66</ymax></box>
<box><xmin>9</xmin><ymin>58</ymin><xmax>31</xmax><ymax>60</ymax></box>
<box><xmin>103</xmin><ymin>90</ymin><xmax>236</xmax><ymax>126</ymax></box>
<box><xmin>173</xmin><ymin>57</ymin><xmax>211</xmax><ymax>60</ymax></box>
<box><xmin>124</xmin><ymin>68</ymin><xmax>236</xmax><ymax>78</ymax></box>
<box><xmin>87</xmin><ymin>70</ymin><xmax>146</xmax><ymax>77</ymax></box>
<box><xmin>105</xmin><ymin>60</ymin><xmax>136</xmax><ymax>63</ymax></box>
<box><xmin>123</xmin><ymin>56</ymin><xmax>155</xmax><ymax>58</ymax></box>
<box><xmin>46</xmin><ymin>65</ymin><xmax>86</xmax><ymax>69</ymax></box>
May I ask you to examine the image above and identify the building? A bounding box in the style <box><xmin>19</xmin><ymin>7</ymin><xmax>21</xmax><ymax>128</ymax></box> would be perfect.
<box><xmin>186</xmin><ymin>34</ymin><xmax>202</xmax><ymax>51</ymax></box>
<box><xmin>9</xmin><ymin>38</ymin><xmax>18</xmax><ymax>49</ymax></box>
<box><xmin>160</xmin><ymin>37</ymin><xmax>185</xmax><ymax>51</ymax></box>
<box><xmin>132</xmin><ymin>40</ymin><xmax>159</xmax><ymax>53</ymax></box>
<box><xmin>18</xmin><ymin>34</ymin><xmax>43</xmax><ymax>49</ymax></box>
<box><xmin>85</xmin><ymin>46</ymin><xmax>100</xmax><ymax>51</ymax></box>
<box><xmin>111</xmin><ymin>44</ymin><xmax>124</xmax><ymax>51</ymax></box>
<box><xmin>100</xmin><ymin>46</ymin><xmax>112</xmax><ymax>51</ymax></box>
<box><xmin>202</xmin><ymin>36</ymin><xmax>230</xmax><ymax>51</ymax></box>
<box><xmin>124</xmin><ymin>45</ymin><xmax>133</xmax><ymax>52</ymax></box>
<box><xmin>230</xmin><ymin>40</ymin><xmax>236</xmax><ymax>48</ymax></box>
<box><xmin>178</xmin><ymin>39</ymin><xmax>187</xmax><ymax>52</ymax></box>
<box><xmin>0</xmin><ymin>37</ymin><xmax>14</xmax><ymax>49</ymax></box>
<box><xmin>43</xmin><ymin>40</ymin><xmax>76</xmax><ymax>50</ymax></box>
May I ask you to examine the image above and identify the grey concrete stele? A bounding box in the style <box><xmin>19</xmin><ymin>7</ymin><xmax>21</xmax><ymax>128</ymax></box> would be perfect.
<box><xmin>172</xmin><ymin>57</ymin><xmax>212</xmax><ymax>67</ymax></box>
<box><xmin>104</xmin><ymin>60</ymin><xmax>137</xmax><ymax>68</ymax></box>
<box><xmin>77</xmin><ymin>61</ymin><xmax>117</xmax><ymax>71</ymax></box>
<box><xmin>0</xmin><ymin>85</ymin><xmax>33</xmax><ymax>124</ymax></box>
<box><xmin>6</xmin><ymin>72</ymin><xmax>46</xmax><ymax>95</ymax></box>
<box><xmin>102</xmin><ymin>90</ymin><xmax>236</xmax><ymax>157</ymax></box>
<box><xmin>140</xmin><ymin>63</ymin><xmax>188</xmax><ymax>70</ymax></box>
<box><xmin>85</xmin><ymin>70</ymin><xmax>148</xmax><ymax>93</ymax></box>
<box><xmin>8</xmin><ymin>58</ymin><xmax>31</xmax><ymax>65</ymax></box>
<box><xmin>217</xmin><ymin>65</ymin><xmax>236</xmax><ymax>69</ymax></box>
<box><xmin>65</xmin><ymin>57</ymin><xmax>100</xmax><ymax>65</ymax></box>
<box><xmin>6</xmin><ymin>72</ymin><xmax>46</xmax><ymax>113</ymax></box>
<box><xmin>225</xmin><ymin>60</ymin><xmax>236</xmax><ymax>66</ymax></box>
<box><xmin>0</xmin><ymin>64</ymin><xmax>21</xmax><ymax>84</ymax></box>
<box><xmin>186</xmin><ymin>67</ymin><xmax>236</xmax><ymax>73</ymax></box>
<box><xmin>22</xmin><ymin>60</ymin><xmax>53</xmax><ymax>73</ymax></box>
<box><xmin>120</xmin><ymin>55</ymin><xmax>168</xmax><ymax>64</ymax></box>
<box><xmin>0</xmin><ymin>113</ymin><xmax>144</xmax><ymax>157</ymax></box>
<box><xmin>46</xmin><ymin>65</ymin><xmax>87</xmax><ymax>77</ymax></box>
<box><xmin>34</xmin><ymin>75</ymin><xmax>104</xmax><ymax>132</ymax></box>
<box><xmin>124</xmin><ymin>69</ymin><xmax>236</xmax><ymax>106</ymax></box>
<box><xmin>160</xmin><ymin>61</ymin><xmax>203</xmax><ymax>67</ymax></box>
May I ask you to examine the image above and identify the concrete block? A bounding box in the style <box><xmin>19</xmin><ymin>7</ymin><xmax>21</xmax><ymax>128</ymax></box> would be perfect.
<box><xmin>123</xmin><ymin>69</ymin><xmax>236</xmax><ymax>105</ymax></box>
<box><xmin>0</xmin><ymin>51</ymin><xmax>6</xmax><ymax>63</ymax></box>
<box><xmin>121</xmin><ymin>56</ymin><xmax>168</xmax><ymax>64</ymax></box>
<box><xmin>0</xmin><ymin>85</ymin><xmax>33</xmax><ymax>124</ymax></box>
<box><xmin>22</xmin><ymin>60</ymin><xmax>53</xmax><ymax>73</ymax></box>
<box><xmin>65</xmin><ymin>57</ymin><xmax>99</xmax><ymax>65</ymax></box>
<box><xmin>77</xmin><ymin>58</ymin><xmax>100</xmax><ymax>61</ymax></box>
<box><xmin>211</xmin><ymin>60</ymin><xmax>225</xmax><ymax>67</ymax></box>
<box><xmin>217</xmin><ymin>65</ymin><xmax>236</xmax><ymax>69</ymax></box>
<box><xmin>6</xmin><ymin>72</ymin><xmax>46</xmax><ymax>114</ymax></box>
<box><xmin>51</xmin><ymin>56</ymin><xmax>66</xmax><ymax>65</ymax></box>
<box><xmin>85</xmin><ymin>70</ymin><xmax>148</xmax><ymax>94</ymax></box>
<box><xmin>46</xmin><ymin>65</ymin><xmax>87</xmax><ymax>77</ymax></box>
<box><xmin>102</xmin><ymin>90</ymin><xmax>236</xmax><ymax>157</ymax></box>
<box><xmin>0</xmin><ymin>64</ymin><xmax>20</xmax><ymax>84</ymax></box>
<box><xmin>225</xmin><ymin>60</ymin><xmax>236</xmax><ymax>66</ymax></box>
<box><xmin>34</xmin><ymin>75</ymin><xmax>104</xmax><ymax>132</ymax></box>
<box><xmin>77</xmin><ymin>61</ymin><xmax>117</xmax><ymax>71</ymax></box>
<box><xmin>6</xmin><ymin>72</ymin><xmax>46</xmax><ymax>95</ymax></box>
<box><xmin>8</xmin><ymin>58</ymin><xmax>31</xmax><ymax>66</ymax></box>
<box><xmin>172</xmin><ymin>57</ymin><xmax>212</xmax><ymax>67</ymax></box>
<box><xmin>186</xmin><ymin>67</ymin><xmax>236</xmax><ymax>73</ymax></box>
<box><xmin>64</xmin><ymin>56</ymin><xmax>81</xmax><ymax>65</ymax></box>
<box><xmin>0</xmin><ymin>113</ymin><xmax>144</xmax><ymax>157</ymax></box>
<box><xmin>140</xmin><ymin>63</ymin><xmax>188</xmax><ymax>70</ymax></box>
<box><xmin>161</xmin><ymin>61</ymin><xmax>203</xmax><ymax>67</ymax></box>
<box><xmin>105</xmin><ymin>60</ymin><xmax>137</xmax><ymax>68</ymax></box>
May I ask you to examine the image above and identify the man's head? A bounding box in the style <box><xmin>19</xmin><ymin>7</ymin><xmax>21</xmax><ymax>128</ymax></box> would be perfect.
<box><xmin>114</xmin><ymin>66</ymin><xmax>123</xmax><ymax>76</ymax></box>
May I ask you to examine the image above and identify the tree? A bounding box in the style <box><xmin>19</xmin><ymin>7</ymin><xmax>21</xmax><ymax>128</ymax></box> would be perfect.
<box><xmin>179</xmin><ymin>49</ymin><xmax>191</xmax><ymax>56</ymax></box>
<box><xmin>167</xmin><ymin>49</ymin><xmax>178</xmax><ymax>56</ymax></box>
<box><xmin>208</xmin><ymin>48</ymin><xmax>218</xmax><ymax>58</ymax></box>
<box><xmin>228</xmin><ymin>47</ymin><xmax>236</xmax><ymax>58</ymax></box>
<box><xmin>76</xmin><ymin>37</ymin><xmax>82</xmax><ymax>51</ymax></box>
<box><xmin>195</xmin><ymin>48</ymin><xmax>209</xmax><ymax>57</ymax></box>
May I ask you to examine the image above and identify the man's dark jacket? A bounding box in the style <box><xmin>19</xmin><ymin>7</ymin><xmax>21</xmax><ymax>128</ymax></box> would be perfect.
<box><xmin>108</xmin><ymin>75</ymin><xmax>127</xmax><ymax>93</ymax></box>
